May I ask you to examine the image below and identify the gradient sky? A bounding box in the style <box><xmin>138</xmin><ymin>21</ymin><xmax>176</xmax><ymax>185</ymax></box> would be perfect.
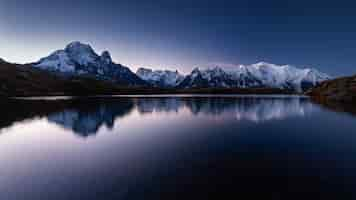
<box><xmin>1</xmin><ymin>0</ymin><xmax>356</xmax><ymax>75</ymax></box>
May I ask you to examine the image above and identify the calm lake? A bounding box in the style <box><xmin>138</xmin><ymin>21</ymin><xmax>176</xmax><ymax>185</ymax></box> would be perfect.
<box><xmin>0</xmin><ymin>96</ymin><xmax>355</xmax><ymax>199</ymax></box>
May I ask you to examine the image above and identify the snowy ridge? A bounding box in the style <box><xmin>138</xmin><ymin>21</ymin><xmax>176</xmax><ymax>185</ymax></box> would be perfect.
<box><xmin>35</xmin><ymin>50</ymin><xmax>75</xmax><ymax>72</ymax></box>
<box><xmin>136</xmin><ymin>68</ymin><xmax>184</xmax><ymax>87</ymax></box>
<box><xmin>179</xmin><ymin>62</ymin><xmax>330</xmax><ymax>92</ymax></box>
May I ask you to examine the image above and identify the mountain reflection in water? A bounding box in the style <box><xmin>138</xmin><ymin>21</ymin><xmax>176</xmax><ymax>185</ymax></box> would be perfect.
<box><xmin>2</xmin><ymin>96</ymin><xmax>356</xmax><ymax>200</ymax></box>
<box><xmin>0</xmin><ymin>96</ymin><xmax>313</xmax><ymax>137</ymax></box>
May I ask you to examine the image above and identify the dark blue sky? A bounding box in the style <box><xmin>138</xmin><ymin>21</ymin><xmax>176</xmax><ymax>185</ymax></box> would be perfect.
<box><xmin>1</xmin><ymin>0</ymin><xmax>356</xmax><ymax>75</ymax></box>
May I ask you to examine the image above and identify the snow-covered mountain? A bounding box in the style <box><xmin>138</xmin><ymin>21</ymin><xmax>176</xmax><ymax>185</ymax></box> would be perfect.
<box><xmin>30</xmin><ymin>42</ymin><xmax>329</xmax><ymax>91</ymax></box>
<box><xmin>178</xmin><ymin>62</ymin><xmax>330</xmax><ymax>92</ymax></box>
<box><xmin>33</xmin><ymin>42</ymin><xmax>146</xmax><ymax>85</ymax></box>
<box><xmin>178</xmin><ymin>67</ymin><xmax>262</xmax><ymax>89</ymax></box>
<box><xmin>136</xmin><ymin>68</ymin><xmax>184</xmax><ymax>87</ymax></box>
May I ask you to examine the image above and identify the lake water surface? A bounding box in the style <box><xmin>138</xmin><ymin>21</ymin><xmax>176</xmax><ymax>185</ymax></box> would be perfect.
<box><xmin>0</xmin><ymin>96</ymin><xmax>356</xmax><ymax>199</ymax></box>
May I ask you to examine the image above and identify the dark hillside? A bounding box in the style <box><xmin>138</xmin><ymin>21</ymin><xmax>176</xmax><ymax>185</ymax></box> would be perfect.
<box><xmin>0</xmin><ymin>61</ymin><xmax>125</xmax><ymax>97</ymax></box>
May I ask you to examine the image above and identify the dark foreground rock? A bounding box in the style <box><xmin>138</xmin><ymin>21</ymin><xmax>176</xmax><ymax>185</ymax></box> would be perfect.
<box><xmin>0</xmin><ymin>61</ymin><xmax>140</xmax><ymax>97</ymax></box>
<box><xmin>306</xmin><ymin>75</ymin><xmax>356</xmax><ymax>115</ymax></box>
<box><xmin>307</xmin><ymin>75</ymin><xmax>356</xmax><ymax>103</ymax></box>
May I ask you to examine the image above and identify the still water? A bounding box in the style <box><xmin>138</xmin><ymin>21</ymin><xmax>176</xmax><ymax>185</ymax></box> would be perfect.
<box><xmin>0</xmin><ymin>96</ymin><xmax>355</xmax><ymax>199</ymax></box>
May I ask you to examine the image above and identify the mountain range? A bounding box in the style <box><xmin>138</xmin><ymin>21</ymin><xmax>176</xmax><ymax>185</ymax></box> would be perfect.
<box><xmin>0</xmin><ymin>41</ymin><xmax>331</xmax><ymax>96</ymax></box>
<box><xmin>137</xmin><ymin>63</ymin><xmax>330</xmax><ymax>92</ymax></box>
<box><xmin>136</xmin><ymin>68</ymin><xmax>185</xmax><ymax>88</ymax></box>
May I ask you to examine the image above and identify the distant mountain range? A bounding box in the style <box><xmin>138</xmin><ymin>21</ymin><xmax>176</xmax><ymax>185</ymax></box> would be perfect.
<box><xmin>136</xmin><ymin>68</ymin><xmax>185</xmax><ymax>88</ymax></box>
<box><xmin>137</xmin><ymin>63</ymin><xmax>330</xmax><ymax>92</ymax></box>
<box><xmin>0</xmin><ymin>41</ymin><xmax>331</xmax><ymax>96</ymax></box>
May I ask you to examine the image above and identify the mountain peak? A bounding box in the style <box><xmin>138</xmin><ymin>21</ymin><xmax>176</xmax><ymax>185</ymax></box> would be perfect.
<box><xmin>62</xmin><ymin>41</ymin><xmax>98</xmax><ymax>66</ymax></box>
<box><xmin>209</xmin><ymin>66</ymin><xmax>224</xmax><ymax>73</ymax></box>
<box><xmin>65</xmin><ymin>41</ymin><xmax>92</xmax><ymax>50</ymax></box>
<box><xmin>192</xmin><ymin>67</ymin><xmax>201</xmax><ymax>74</ymax></box>
<box><xmin>33</xmin><ymin>42</ymin><xmax>147</xmax><ymax>86</ymax></box>
<box><xmin>252</xmin><ymin>61</ymin><xmax>283</xmax><ymax>69</ymax></box>
<box><xmin>100</xmin><ymin>51</ymin><xmax>112</xmax><ymax>64</ymax></box>
<box><xmin>255</xmin><ymin>61</ymin><xmax>272</xmax><ymax>66</ymax></box>
<box><xmin>136</xmin><ymin>67</ymin><xmax>184</xmax><ymax>88</ymax></box>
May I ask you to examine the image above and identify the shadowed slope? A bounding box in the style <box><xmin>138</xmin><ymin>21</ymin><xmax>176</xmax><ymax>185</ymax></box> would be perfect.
<box><xmin>0</xmin><ymin>61</ymin><xmax>131</xmax><ymax>97</ymax></box>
